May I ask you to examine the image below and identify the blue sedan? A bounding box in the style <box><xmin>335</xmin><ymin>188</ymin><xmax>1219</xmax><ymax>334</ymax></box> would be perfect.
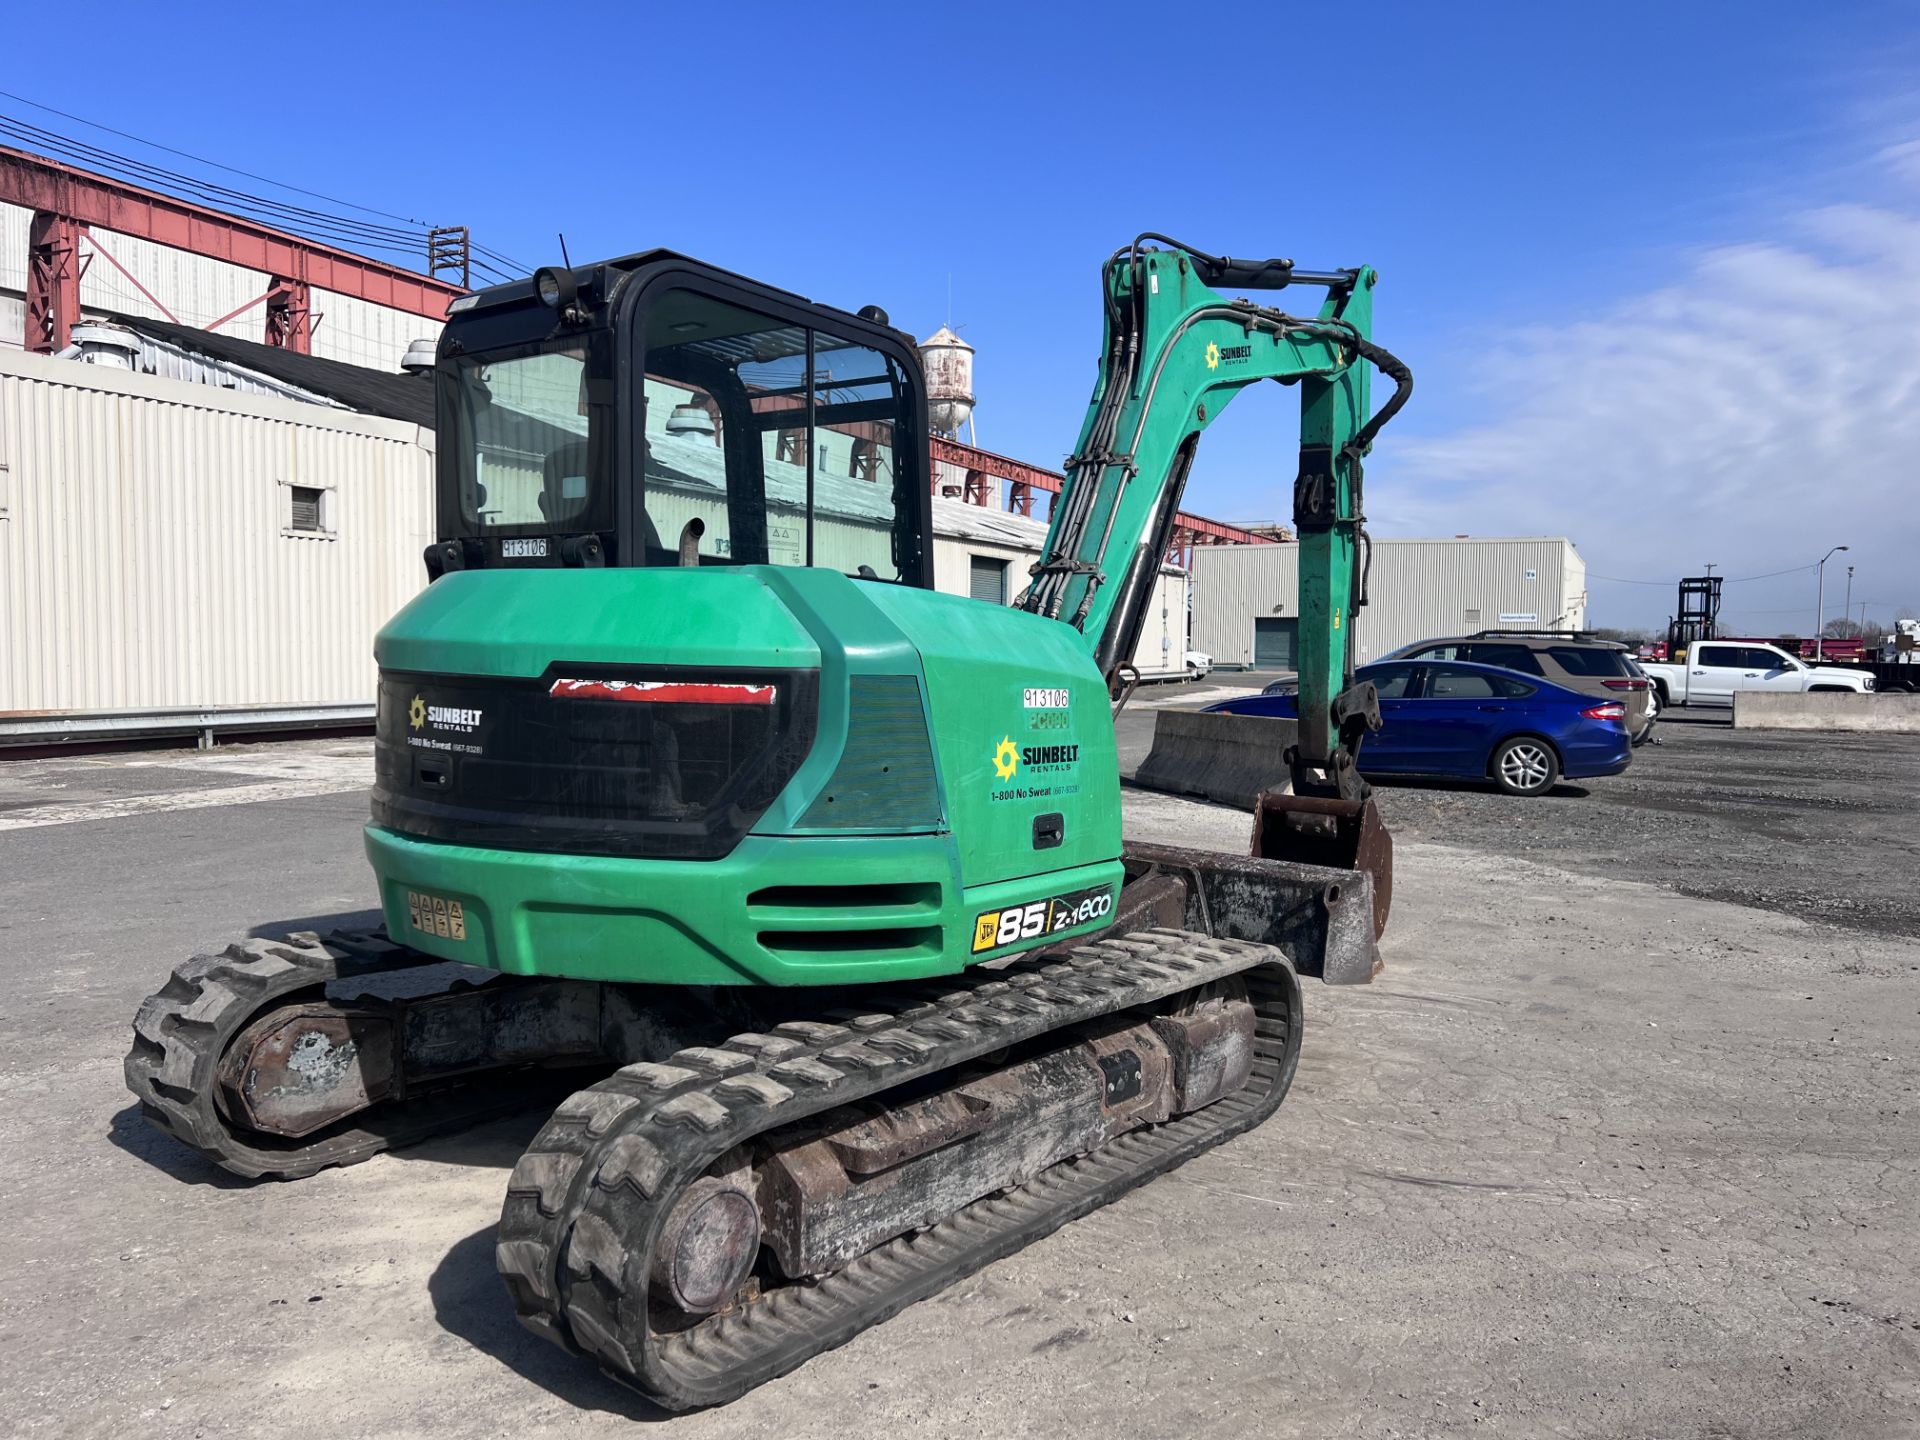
<box><xmin>1206</xmin><ymin>659</ymin><xmax>1632</xmax><ymax>796</ymax></box>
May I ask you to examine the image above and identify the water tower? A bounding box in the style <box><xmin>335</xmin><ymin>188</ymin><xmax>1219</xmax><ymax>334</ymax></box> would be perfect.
<box><xmin>918</xmin><ymin>326</ymin><xmax>976</xmax><ymax>444</ymax></box>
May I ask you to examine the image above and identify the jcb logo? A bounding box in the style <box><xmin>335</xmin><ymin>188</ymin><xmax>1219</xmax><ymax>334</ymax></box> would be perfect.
<box><xmin>970</xmin><ymin>887</ymin><xmax>1113</xmax><ymax>954</ymax></box>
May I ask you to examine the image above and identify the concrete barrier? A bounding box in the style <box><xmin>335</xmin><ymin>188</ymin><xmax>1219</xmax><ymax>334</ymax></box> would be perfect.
<box><xmin>1133</xmin><ymin>709</ymin><xmax>1297</xmax><ymax>809</ymax></box>
<box><xmin>1732</xmin><ymin>692</ymin><xmax>1920</xmax><ymax>733</ymax></box>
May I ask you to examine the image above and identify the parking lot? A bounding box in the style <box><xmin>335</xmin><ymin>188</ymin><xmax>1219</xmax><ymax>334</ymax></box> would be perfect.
<box><xmin>3</xmin><ymin>717</ymin><xmax>1917</xmax><ymax>1438</ymax></box>
<box><xmin>1120</xmin><ymin>678</ymin><xmax>1920</xmax><ymax>939</ymax></box>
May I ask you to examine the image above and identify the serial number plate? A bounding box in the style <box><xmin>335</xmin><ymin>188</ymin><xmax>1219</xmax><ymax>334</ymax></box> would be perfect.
<box><xmin>501</xmin><ymin>537</ymin><xmax>549</xmax><ymax>559</ymax></box>
<box><xmin>407</xmin><ymin>889</ymin><xmax>467</xmax><ymax>941</ymax></box>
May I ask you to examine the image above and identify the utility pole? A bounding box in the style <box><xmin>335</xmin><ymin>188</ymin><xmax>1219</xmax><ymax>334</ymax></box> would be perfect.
<box><xmin>1815</xmin><ymin>545</ymin><xmax>1850</xmax><ymax>659</ymax></box>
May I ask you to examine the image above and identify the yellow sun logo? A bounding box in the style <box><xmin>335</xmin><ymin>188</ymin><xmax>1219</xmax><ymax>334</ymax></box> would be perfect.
<box><xmin>993</xmin><ymin>736</ymin><xmax>1019</xmax><ymax>781</ymax></box>
<box><xmin>409</xmin><ymin>695</ymin><xmax>427</xmax><ymax>731</ymax></box>
<box><xmin>1204</xmin><ymin>341</ymin><xmax>1220</xmax><ymax>370</ymax></box>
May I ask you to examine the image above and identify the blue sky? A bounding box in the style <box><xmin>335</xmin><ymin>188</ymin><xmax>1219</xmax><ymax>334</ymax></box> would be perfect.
<box><xmin>22</xmin><ymin>0</ymin><xmax>1920</xmax><ymax>630</ymax></box>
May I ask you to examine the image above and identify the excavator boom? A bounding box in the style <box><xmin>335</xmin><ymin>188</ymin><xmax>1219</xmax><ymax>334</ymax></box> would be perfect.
<box><xmin>1027</xmin><ymin>235</ymin><xmax>1411</xmax><ymax>771</ymax></box>
<box><xmin>1029</xmin><ymin>236</ymin><xmax>1410</xmax><ymax>890</ymax></box>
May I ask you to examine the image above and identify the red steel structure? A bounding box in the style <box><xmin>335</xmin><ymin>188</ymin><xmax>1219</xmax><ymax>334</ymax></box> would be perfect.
<box><xmin>929</xmin><ymin>435</ymin><xmax>1274</xmax><ymax>565</ymax></box>
<box><xmin>3</xmin><ymin>144</ymin><xmax>461</xmax><ymax>355</ymax></box>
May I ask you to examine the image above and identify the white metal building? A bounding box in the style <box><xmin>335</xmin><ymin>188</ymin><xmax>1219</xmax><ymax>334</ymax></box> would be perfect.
<box><xmin>1190</xmin><ymin>537</ymin><xmax>1588</xmax><ymax>670</ymax></box>
<box><xmin>0</xmin><ymin>343</ymin><xmax>1191</xmax><ymax>741</ymax></box>
<box><xmin>0</xmin><ymin>346</ymin><xmax>435</xmax><ymax>731</ymax></box>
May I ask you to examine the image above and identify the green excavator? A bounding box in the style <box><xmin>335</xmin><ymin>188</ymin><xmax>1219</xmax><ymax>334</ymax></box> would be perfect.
<box><xmin>126</xmin><ymin>235</ymin><xmax>1410</xmax><ymax>1410</ymax></box>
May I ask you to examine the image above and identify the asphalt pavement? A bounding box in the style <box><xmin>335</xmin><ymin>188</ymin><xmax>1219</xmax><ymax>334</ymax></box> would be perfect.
<box><xmin>1</xmin><ymin>728</ymin><xmax>1916</xmax><ymax>1438</ymax></box>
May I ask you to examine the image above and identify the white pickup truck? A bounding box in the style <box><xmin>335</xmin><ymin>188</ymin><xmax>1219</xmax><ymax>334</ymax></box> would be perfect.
<box><xmin>1642</xmin><ymin>640</ymin><xmax>1876</xmax><ymax>709</ymax></box>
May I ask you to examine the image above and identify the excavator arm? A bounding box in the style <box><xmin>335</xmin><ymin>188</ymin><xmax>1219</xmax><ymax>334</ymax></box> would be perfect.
<box><xmin>1025</xmin><ymin>235</ymin><xmax>1412</xmax><ymax>881</ymax></box>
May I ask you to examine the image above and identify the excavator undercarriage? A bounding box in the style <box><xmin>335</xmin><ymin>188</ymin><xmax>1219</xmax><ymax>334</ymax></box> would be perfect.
<box><xmin>126</xmin><ymin>844</ymin><xmax>1371</xmax><ymax>1405</ymax></box>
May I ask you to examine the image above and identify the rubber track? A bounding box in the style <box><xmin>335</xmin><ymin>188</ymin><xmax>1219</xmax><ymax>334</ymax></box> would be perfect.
<box><xmin>497</xmin><ymin>927</ymin><xmax>1303</xmax><ymax>1411</ymax></box>
<box><xmin>125</xmin><ymin>930</ymin><xmax>541</xmax><ymax>1180</ymax></box>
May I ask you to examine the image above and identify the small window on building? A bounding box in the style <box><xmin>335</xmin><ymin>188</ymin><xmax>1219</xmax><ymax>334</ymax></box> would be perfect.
<box><xmin>287</xmin><ymin>484</ymin><xmax>327</xmax><ymax>534</ymax></box>
<box><xmin>1464</xmin><ymin>608</ymin><xmax>1481</xmax><ymax>628</ymax></box>
<box><xmin>969</xmin><ymin>554</ymin><xmax>1009</xmax><ymax>605</ymax></box>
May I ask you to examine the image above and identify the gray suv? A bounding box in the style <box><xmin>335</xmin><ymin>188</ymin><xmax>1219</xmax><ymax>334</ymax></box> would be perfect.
<box><xmin>1390</xmin><ymin>630</ymin><xmax>1656</xmax><ymax>740</ymax></box>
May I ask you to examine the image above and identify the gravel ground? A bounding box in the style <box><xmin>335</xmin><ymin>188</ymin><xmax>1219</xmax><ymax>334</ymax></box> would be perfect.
<box><xmin>1119</xmin><ymin>684</ymin><xmax>1920</xmax><ymax>941</ymax></box>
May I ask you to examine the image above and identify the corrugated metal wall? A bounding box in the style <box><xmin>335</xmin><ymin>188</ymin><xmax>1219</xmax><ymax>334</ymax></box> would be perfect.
<box><xmin>1191</xmin><ymin>538</ymin><xmax>1586</xmax><ymax>668</ymax></box>
<box><xmin>0</xmin><ymin>201</ymin><xmax>34</xmax><ymax>303</ymax></box>
<box><xmin>311</xmin><ymin>287</ymin><xmax>442</xmax><ymax>373</ymax></box>
<box><xmin>0</xmin><ymin>349</ymin><xmax>434</xmax><ymax>712</ymax></box>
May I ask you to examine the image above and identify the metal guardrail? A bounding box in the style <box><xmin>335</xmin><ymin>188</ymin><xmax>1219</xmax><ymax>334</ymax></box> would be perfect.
<box><xmin>0</xmin><ymin>703</ymin><xmax>374</xmax><ymax>747</ymax></box>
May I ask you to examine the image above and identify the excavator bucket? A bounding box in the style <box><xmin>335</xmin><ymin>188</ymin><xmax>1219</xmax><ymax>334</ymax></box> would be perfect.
<box><xmin>1250</xmin><ymin>789</ymin><xmax>1393</xmax><ymax>941</ymax></box>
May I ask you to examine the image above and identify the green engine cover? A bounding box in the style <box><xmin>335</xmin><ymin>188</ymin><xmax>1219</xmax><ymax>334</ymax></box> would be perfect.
<box><xmin>364</xmin><ymin>566</ymin><xmax>1123</xmax><ymax>987</ymax></box>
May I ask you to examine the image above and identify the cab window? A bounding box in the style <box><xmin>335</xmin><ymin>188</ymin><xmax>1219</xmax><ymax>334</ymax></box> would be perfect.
<box><xmin>640</xmin><ymin>288</ymin><xmax>914</xmax><ymax>578</ymax></box>
<box><xmin>1547</xmin><ymin>645</ymin><xmax>1629</xmax><ymax>677</ymax></box>
<box><xmin>1360</xmin><ymin>665</ymin><xmax>1415</xmax><ymax>699</ymax></box>
<box><xmin>1424</xmin><ymin>665</ymin><xmax>1532</xmax><ymax>699</ymax></box>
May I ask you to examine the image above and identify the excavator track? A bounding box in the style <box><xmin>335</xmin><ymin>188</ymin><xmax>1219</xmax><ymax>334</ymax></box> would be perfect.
<box><xmin>497</xmin><ymin>927</ymin><xmax>1302</xmax><ymax>1411</ymax></box>
<box><xmin>125</xmin><ymin>930</ymin><xmax>558</xmax><ymax>1179</ymax></box>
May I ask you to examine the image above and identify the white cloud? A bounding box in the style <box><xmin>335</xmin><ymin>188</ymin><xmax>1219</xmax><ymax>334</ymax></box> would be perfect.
<box><xmin>1385</xmin><ymin>189</ymin><xmax>1920</xmax><ymax>630</ymax></box>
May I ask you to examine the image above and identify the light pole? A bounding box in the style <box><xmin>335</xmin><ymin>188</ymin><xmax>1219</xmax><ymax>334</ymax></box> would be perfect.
<box><xmin>1843</xmin><ymin>566</ymin><xmax>1854</xmax><ymax>641</ymax></box>
<box><xmin>1815</xmin><ymin>545</ymin><xmax>1850</xmax><ymax>659</ymax></box>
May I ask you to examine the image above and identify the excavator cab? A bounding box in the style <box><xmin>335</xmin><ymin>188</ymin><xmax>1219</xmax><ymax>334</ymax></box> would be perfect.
<box><xmin>424</xmin><ymin>250</ymin><xmax>931</xmax><ymax>582</ymax></box>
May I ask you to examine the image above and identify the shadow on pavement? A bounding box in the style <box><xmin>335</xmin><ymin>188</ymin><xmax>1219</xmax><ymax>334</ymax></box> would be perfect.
<box><xmin>429</xmin><ymin>1223</ymin><xmax>672</xmax><ymax>1423</ymax></box>
<box><xmin>110</xmin><ymin>1086</ymin><xmax>586</xmax><ymax>1185</ymax></box>
<box><xmin>247</xmin><ymin>908</ymin><xmax>385</xmax><ymax>938</ymax></box>
<box><xmin>1365</xmin><ymin>774</ymin><xmax>1596</xmax><ymax>800</ymax></box>
<box><xmin>107</xmin><ymin>1102</ymin><xmax>258</xmax><ymax>1189</ymax></box>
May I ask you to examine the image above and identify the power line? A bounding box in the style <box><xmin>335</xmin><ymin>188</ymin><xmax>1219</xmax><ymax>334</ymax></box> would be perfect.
<box><xmin>0</xmin><ymin>101</ymin><xmax>532</xmax><ymax>279</ymax></box>
<box><xmin>0</xmin><ymin>115</ymin><xmax>426</xmax><ymax>244</ymax></box>
<box><xmin>0</xmin><ymin>113</ymin><xmax>526</xmax><ymax>278</ymax></box>
<box><xmin>0</xmin><ymin>86</ymin><xmax>431</xmax><ymax>227</ymax></box>
<box><xmin>1587</xmin><ymin>562</ymin><xmax>1818</xmax><ymax>587</ymax></box>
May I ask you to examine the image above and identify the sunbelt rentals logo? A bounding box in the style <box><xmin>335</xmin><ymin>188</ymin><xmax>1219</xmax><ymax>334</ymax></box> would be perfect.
<box><xmin>408</xmin><ymin>694</ymin><xmax>483</xmax><ymax>734</ymax></box>
<box><xmin>993</xmin><ymin>736</ymin><xmax>1019</xmax><ymax>780</ymax></box>
<box><xmin>1204</xmin><ymin>339</ymin><xmax>1251</xmax><ymax>370</ymax></box>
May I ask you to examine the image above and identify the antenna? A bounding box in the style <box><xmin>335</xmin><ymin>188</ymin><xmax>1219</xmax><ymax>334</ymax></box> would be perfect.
<box><xmin>558</xmin><ymin>232</ymin><xmax>573</xmax><ymax>269</ymax></box>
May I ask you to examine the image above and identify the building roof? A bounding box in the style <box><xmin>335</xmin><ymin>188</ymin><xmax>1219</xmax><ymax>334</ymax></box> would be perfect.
<box><xmin>113</xmin><ymin>316</ymin><xmax>435</xmax><ymax>428</ymax></box>
<box><xmin>931</xmin><ymin>495</ymin><xmax>1049</xmax><ymax>548</ymax></box>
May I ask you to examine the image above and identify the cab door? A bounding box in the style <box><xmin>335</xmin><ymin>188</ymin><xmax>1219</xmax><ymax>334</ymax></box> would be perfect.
<box><xmin>1686</xmin><ymin>643</ymin><xmax>1743</xmax><ymax>705</ymax></box>
<box><xmin>1354</xmin><ymin>663</ymin><xmax>1420</xmax><ymax>773</ymax></box>
<box><xmin>1749</xmin><ymin>646</ymin><xmax>1807</xmax><ymax>692</ymax></box>
<box><xmin>1412</xmin><ymin>664</ymin><xmax>1516</xmax><ymax>777</ymax></box>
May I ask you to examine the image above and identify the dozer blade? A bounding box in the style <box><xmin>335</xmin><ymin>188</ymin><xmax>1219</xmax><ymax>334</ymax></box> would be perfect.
<box><xmin>1250</xmin><ymin>789</ymin><xmax>1393</xmax><ymax>941</ymax></box>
